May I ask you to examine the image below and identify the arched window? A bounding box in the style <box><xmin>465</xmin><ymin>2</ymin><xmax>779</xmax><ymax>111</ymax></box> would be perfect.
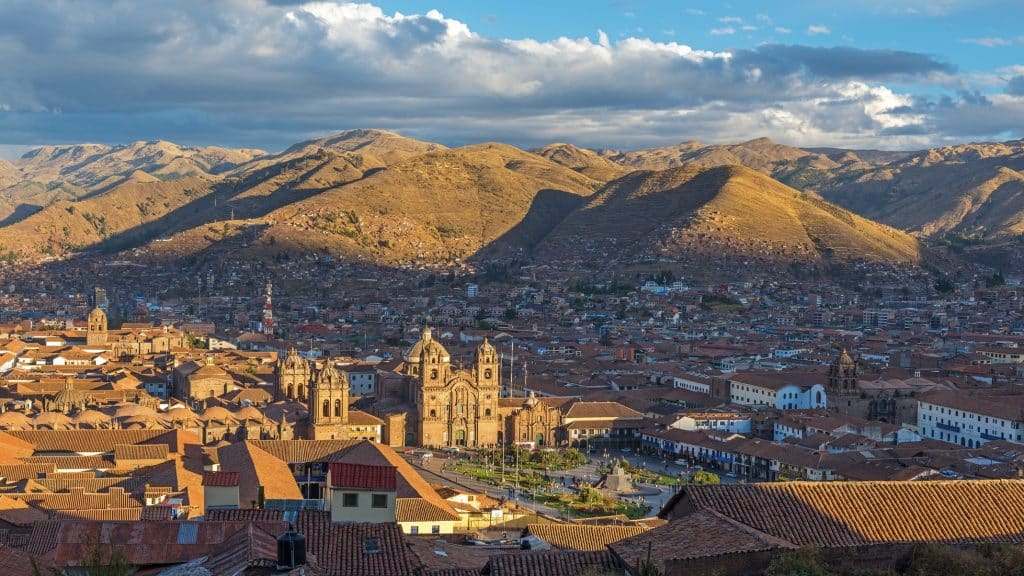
<box><xmin>815</xmin><ymin>391</ymin><xmax>822</xmax><ymax>405</ymax></box>
<box><xmin>484</xmin><ymin>369</ymin><xmax>492</xmax><ymax>379</ymax></box>
<box><xmin>430</xmin><ymin>368</ymin><xmax>438</xmax><ymax>380</ymax></box>
<box><xmin>485</xmin><ymin>408</ymin><xmax>491</xmax><ymax>416</ymax></box>
<box><xmin>287</xmin><ymin>384</ymin><xmax>294</xmax><ymax>399</ymax></box>
<box><xmin>429</xmin><ymin>409</ymin><xmax>437</xmax><ymax>418</ymax></box>
<box><xmin>322</xmin><ymin>400</ymin><xmax>329</xmax><ymax>418</ymax></box>
<box><xmin>298</xmin><ymin>385</ymin><xmax>305</xmax><ymax>401</ymax></box>
<box><xmin>335</xmin><ymin>399</ymin><xmax>342</xmax><ymax>417</ymax></box>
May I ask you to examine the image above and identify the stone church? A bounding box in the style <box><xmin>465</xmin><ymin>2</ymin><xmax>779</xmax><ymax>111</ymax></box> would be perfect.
<box><xmin>273</xmin><ymin>349</ymin><xmax>383</xmax><ymax>441</ymax></box>
<box><xmin>271</xmin><ymin>328</ymin><xmax>564</xmax><ymax>448</ymax></box>
<box><xmin>400</xmin><ymin>327</ymin><xmax>502</xmax><ymax>448</ymax></box>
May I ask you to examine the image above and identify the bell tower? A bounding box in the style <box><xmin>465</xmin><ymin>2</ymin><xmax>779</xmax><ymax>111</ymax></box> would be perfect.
<box><xmin>86</xmin><ymin>307</ymin><xmax>108</xmax><ymax>346</ymax></box>
<box><xmin>828</xmin><ymin>349</ymin><xmax>858</xmax><ymax>394</ymax></box>
<box><xmin>308</xmin><ymin>358</ymin><xmax>350</xmax><ymax>440</ymax></box>
<box><xmin>276</xmin><ymin>348</ymin><xmax>312</xmax><ymax>402</ymax></box>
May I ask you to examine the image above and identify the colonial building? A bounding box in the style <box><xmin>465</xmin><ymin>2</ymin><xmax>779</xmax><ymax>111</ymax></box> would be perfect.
<box><xmin>401</xmin><ymin>327</ymin><xmax>502</xmax><ymax>448</ymax></box>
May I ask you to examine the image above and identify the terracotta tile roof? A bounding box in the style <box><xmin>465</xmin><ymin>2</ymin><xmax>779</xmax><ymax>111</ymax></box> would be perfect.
<box><xmin>199</xmin><ymin>522</ymin><xmax>280</xmax><ymax>576</ymax></box>
<box><xmin>7</xmin><ymin>430</ymin><xmax>168</xmax><ymax>453</ymax></box>
<box><xmin>202</xmin><ymin>471</ymin><xmax>240</xmax><ymax>487</ymax></box>
<box><xmin>0</xmin><ymin>544</ymin><xmax>35</xmax><ymax>574</ymax></box>
<box><xmin>0</xmin><ymin>494</ymin><xmax>48</xmax><ymax>525</ymax></box>
<box><xmin>608</xmin><ymin>508</ymin><xmax>796</xmax><ymax>572</ymax></box>
<box><xmin>486</xmin><ymin>549</ymin><xmax>621</xmax><ymax>576</ymax></box>
<box><xmin>395</xmin><ymin>498</ymin><xmax>459</xmax><ymax>522</ymax></box>
<box><xmin>246</xmin><ymin>439</ymin><xmax>361</xmax><ymax>463</ymax></box>
<box><xmin>50</xmin><ymin>520</ymin><xmax>285</xmax><ymax>568</ymax></box>
<box><xmin>563</xmin><ymin>401</ymin><xmax>644</xmax><ymax>420</ymax></box>
<box><xmin>347</xmin><ymin>409</ymin><xmax>385</xmax><ymax>426</ymax></box>
<box><xmin>664</xmin><ymin>480</ymin><xmax>1024</xmax><ymax>547</ymax></box>
<box><xmin>329</xmin><ymin>463</ymin><xmax>396</xmax><ymax>490</ymax></box>
<box><xmin>203</xmin><ymin>509</ymin><xmax>420</xmax><ymax>576</ymax></box>
<box><xmin>217</xmin><ymin>441</ymin><xmax>303</xmax><ymax>505</ymax></box>
<box><xmin>524</xmin><ymin>523</ymin><xmax>650</xmax><ymax>551</ymax></box>
<box><xmin>23</xmin><ymin>455</ymin><xmax>116</xmax><ymax>471</ymax></box>
<box><xmin>113</xmin><ymin>443</ymin><xmax>169</xmax><ymax>462</ymax></box>
<box><xmin>24</xmin><ymin>519</ymin><xmax>60</xmax><ymax>557</ymax></box>
<box><xmin>338</xmin><ymin>442</ymin><xmax>459</xmax><ymax>522</ymax></box>
<box><xmin>12</xmin><ymin>487</ymin><xmax>142</xmax><ymax>511</ymax></box>
<box><xmin>0</xmin><ymin>463</ymin><xmax>56</xmax><ymax>480</ymax></box>
<box><xmin>52</xmin><ymin>507</ymin><xmax>145</xmax><ymax>521</ymax></box>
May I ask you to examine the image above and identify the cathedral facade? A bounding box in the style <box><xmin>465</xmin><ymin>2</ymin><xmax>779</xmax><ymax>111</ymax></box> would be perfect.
<box><xmin>402</xmin><ymin>327</ymin><xmax>502</xmax><ymax>448</ymax></box>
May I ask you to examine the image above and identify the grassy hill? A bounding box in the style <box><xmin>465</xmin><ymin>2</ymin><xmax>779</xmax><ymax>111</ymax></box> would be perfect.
<box><xmin>538</xmin><ymin>164</ymin><xmax>921</xmax><ymax>266</ymax></box>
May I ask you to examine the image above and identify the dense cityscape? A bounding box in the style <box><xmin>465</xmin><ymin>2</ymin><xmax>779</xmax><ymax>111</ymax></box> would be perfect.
<box><xmin>3</xmin><ymin>1</ymin><xmax>1024</xmax><ymax>575</ymax></box>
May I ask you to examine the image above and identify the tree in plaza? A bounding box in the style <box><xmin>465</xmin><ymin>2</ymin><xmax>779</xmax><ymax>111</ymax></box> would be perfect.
<box><xmin>690</xmin><ymin>470</ymin><xmax>720</xmax><ymax>485</ymax></box>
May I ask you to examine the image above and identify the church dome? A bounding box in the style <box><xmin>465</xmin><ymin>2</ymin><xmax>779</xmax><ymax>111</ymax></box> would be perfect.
<box><xmin>234</xmin><ymin>406</ymin><xmax>265</xmax><ymax>421</ymax></box>
<box><xmin>33</xmin><ymin>411</ymin><xmax>72</xmax><ymax>430</ymax></box>
<box><xmin>0</xmin><ymin>411</ymin><xmax>32</xmax><ymax>430</ymax></box>
<box><xmin>50</xmin><ymin>379</ymin><xmax>87</xmax><ymax>413</ymax></box>
<box><xmin>73</xmin><ymin>409</ymin><xmax>112</xmax><ymax>429</ymax></box>
<box><xmin>201</xmin><ymin>405</ymin><xmax>236</xmax><ymax>424</ymax></box>
<box><xmin>405</xmin><ymin>326</ymin><xmax>451</xmax><ymax>363</ymax></box>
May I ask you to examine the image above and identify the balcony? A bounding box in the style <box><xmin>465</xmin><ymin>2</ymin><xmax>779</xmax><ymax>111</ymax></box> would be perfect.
<box><xmin>935</xmin><ymin>422</ymin><xmax>961</xmax><ymax>433</ymax></box>
<box><xmin>980</xmin><ymin>432</ymin><xmax>1003</xmax><ymax>441</ymax></box>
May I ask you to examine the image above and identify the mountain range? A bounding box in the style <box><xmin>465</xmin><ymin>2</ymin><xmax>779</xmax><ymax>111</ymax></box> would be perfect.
<box><xmin>0</xmin><ymin>129</ymin><xmax>1020</xmax><ymax>271</ymax></box>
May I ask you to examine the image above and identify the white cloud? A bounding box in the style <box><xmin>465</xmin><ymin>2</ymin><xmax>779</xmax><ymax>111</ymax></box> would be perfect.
<box><xmin>710</xmin><ymin>27</ymin><xmax>736</xmax><ymax>36</ymax></box>
<box><xmin>0</xmin><ymin>0</ymin><xmax>1009</xmax><ymax>152</ymax></box>
<box><xmin>808</xmin><ymin>25</ymin><xmax>831</xmax><ymax>36</ymax></box>
<box><xmin>960</xmin><ymin>37</ymin><xmax>1011</xmax><ymax>47</ymax></box>
<box><xmin>775</xmin><ymin>27</ymin><xmax>792</xmax><ymax>34</ymax></box>
<box><xmin>686</xmin><ymin>8</ymin><xmax>705</xmax><ymax>15</ymax></box>
<box><xmin>741</xmin><ymin>25</ymin><xmax>758</xmax><ymax>31</ymax></box>
<box><xmin>719</xmin><ymin>16</ymin><xmax>743</xmax><ymax>23</ymax></box>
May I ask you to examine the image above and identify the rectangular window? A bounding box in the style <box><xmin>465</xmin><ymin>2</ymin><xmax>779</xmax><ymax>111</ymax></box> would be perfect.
<box><xmin>410</xmin><ymin>526</ymin><xmax>419</xmax><ymax>534</ymax></box>
<box><xmin>371</xmin><ymin>494</ymin><xmax>388</xmax><ymax>509</ymax></box>
<box><xmin>432</xmin><ymin>525</ymin><xmax>441</xmax><ymax>534</ymax></box>
<box><xmin>342</xmin><ymin>493</ymin><xmax>359</xmax><ymax>507</ymax></box>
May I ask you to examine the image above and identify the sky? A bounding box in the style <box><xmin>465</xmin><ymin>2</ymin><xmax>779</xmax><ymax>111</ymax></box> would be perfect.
<box><xmin>0</xmin><ymin>0</ymin><xmax>1022</xmax><ymax>157</ymax></box>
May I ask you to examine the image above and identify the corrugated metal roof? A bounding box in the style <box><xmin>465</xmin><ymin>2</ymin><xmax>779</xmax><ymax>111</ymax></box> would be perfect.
<box><xmin>177</xmin><ymin>522</ymin><xmax>198</xmax><ymax>545</ymax></box>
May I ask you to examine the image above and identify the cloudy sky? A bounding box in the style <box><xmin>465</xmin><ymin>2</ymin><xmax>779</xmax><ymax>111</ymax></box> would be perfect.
<box><xmin>0</xmin><ymin>0</ymin><xmax>1022</xmax><ymax>157</ymax></box>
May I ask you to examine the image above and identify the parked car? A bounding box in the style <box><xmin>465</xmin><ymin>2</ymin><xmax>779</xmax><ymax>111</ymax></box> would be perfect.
<box><xmin>673</xmin><ymin>459</ymin><xmax>687</xmax><ymax>466</ymax></box>
<box><xmin>620</xmin><ymin>447</ymin><xmax>632</xmax><ymax>453</ymax></box>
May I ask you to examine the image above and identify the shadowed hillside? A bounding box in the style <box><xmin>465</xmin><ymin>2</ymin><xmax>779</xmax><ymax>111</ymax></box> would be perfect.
<box><xmin>134</xmin><ymin>143</ymin><xmax>601</xmax><ymax>266</ymax></box>
<box><xmin>538</xmin><ymin>164</ymin><xmax>920</xmax><ymax>266</ymax></box>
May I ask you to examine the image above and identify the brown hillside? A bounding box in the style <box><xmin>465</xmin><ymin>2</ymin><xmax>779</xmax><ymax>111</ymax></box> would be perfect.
<box><xmin>136</xmin><ymin>143</ymin><xmax>601</xmax><ymax>265</ymax></box>
<box><xmin>280</xmin><ymin>129</ymin><xmax>446</xmax><ymax>166</ymax></box>
<box><xmin>14</xmin><ymin>141</ymin><xmax>263</xmax><ymax>190</ymax></box>
<box><xmin>538</xmin><ymin>164</ymin><xmax>920</xmax><ymax>266</ymax></box>
<box><xmin>0</xmin><ymin>177</ymin><xmax>216</xmax><ymax>259</ymax></box>
<box><xmin>816</xmin><ymin>139</ymin><xmax>1024</xmax><ymax>239</ymax></box>
<box><xmin>0</xmin><ymin>147</ymin><xmax>392</xmax><ymax>262</ymax></box>
<box><xmin>533</xmin><ymin>143</ymin><xmax>632</xmax><ymax>182</ymax></box>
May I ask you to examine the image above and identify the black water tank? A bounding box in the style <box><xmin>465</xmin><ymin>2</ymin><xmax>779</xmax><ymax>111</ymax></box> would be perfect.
<box><xmin>277</xmin><ymin>527</ymin><xmax>306</xmax><ymax>569</ymax></box>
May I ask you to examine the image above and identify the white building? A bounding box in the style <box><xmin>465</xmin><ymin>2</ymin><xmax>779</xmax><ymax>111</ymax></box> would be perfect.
<box><xmin>671</xmin><ymin>412</ymin><xmax>752</xmax><ymax>435</ymax></box>
<box><xmin>729</xmin><ymin>372</ymin><xmax>827</xmax><ymax>410</ymax></box>
<box><xmin>917</xmin><ymin>390</ymin><xmax>1024</xmax><ymax>448</ymax></box>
